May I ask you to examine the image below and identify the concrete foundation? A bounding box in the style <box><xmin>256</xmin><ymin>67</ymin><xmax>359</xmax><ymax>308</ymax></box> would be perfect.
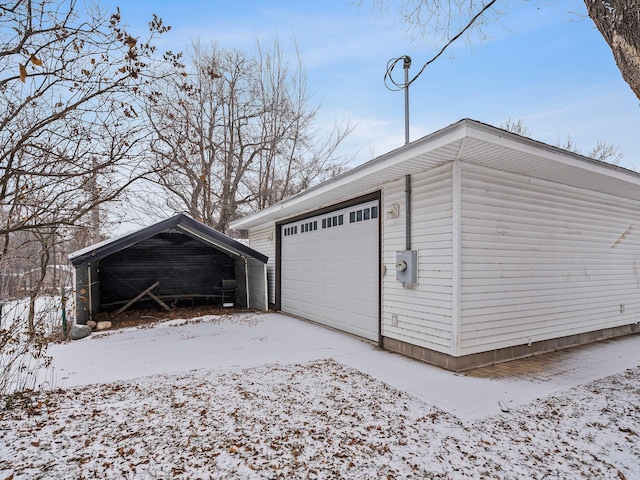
<box><xmin>382</xmin><ymin>323</ymin><xmax>640</xmax><ymax>372</ymax></box>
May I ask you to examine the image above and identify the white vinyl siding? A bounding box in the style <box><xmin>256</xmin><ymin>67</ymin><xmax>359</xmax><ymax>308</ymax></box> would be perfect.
<box><xmin>248</xmin><ymin>225</ymin><xmax>276</xmax><ymax>306</ymax></box>
<box><xmin>459</xmin><ymin>162</ymin><xmax>640</xmax><ymax>355</ymax></box>
<box><xmin>382</xmin><ymin>163</ymin><xmax>454</xmax><ymax>354</ymax></box>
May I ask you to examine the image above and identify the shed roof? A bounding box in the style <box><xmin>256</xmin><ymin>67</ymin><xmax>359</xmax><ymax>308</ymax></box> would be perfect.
<box><xmin>230</xmin><ymin>118</ymin><xmax>640</xmax><ymax>230</ymax></box>
<box><xmin>69</xmin><ymin>214</ymin><xmax>268</xmax><ymax>266</ymax></box>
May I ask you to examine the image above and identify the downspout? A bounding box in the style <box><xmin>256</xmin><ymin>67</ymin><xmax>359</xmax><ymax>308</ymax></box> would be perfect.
<box><xmin>405</xmin><ymin>175</ymin><xmax>411</xmax><ymax>250</ymax></box>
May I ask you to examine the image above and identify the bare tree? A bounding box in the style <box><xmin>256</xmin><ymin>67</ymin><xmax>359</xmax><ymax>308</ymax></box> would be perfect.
<box><xmin>502</xmin><ymin>119</ymin><xmax>625</xmax><ymax>165</ymax></box>
<box><xmin>501</xmin><ymin>118</ymin><xmax>531</xmax><ymax>137</ymax></box>
<box><xmin>361</xmin><ymin>0</ymin><xmax>499</xmax><ymax>48</ymax></box>
<box><xmin>144</xmin><ymin>40</ymin><xmax>352</xmax><ymax>233</ymax></box>
<box><xmin>585</xmin><ymin>0</ymin><xmax>640</xmax><ymax>100</ymax></box>
<box><xmin>0</xmin><ymin>0</ymin><xmax>181</xmax><ymax>394</ymax></box>
<box><xmin>588</xmin><ymin>139</ymin><xmax>624</xmax><ymax>165</ymax></box>
<box><xmin>555</xmin><ymin>134</ymin><xmax>582</xmax><ymax>154</ymax></box>
<box><xmin>1</xmin><ymin>0</ymin><xmax>181</xmax><ymax>243</ymax></box>
<box><xmin>361</xmin><ymin>0</ymin><xmax>640</xmax><ymax>102</ymax></box>
<box><xmin>554</xmin><ymin>134</ymin><xmax>625</xmax><ymax>165</ymax></box>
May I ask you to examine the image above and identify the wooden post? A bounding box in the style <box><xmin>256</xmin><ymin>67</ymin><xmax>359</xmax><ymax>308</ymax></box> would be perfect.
<box><xmin>114</xmin><ymin>281</ymin><xmax>170</xmax><ymax>314</ymax></box>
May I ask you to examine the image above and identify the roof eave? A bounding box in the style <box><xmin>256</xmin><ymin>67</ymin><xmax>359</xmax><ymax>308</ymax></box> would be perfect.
<box><xmin>231</xmin><ymin>118</ymin><xmax>640</xmax><ymax>231</ymax></box>
<box><xmin>230</xmin><ymin>119</ymin><xmax>470</xmax><ymax>230</ymax></box>
<box><xmin>69</xmin><ymin>214</ymin><xmax>268</xmax><ymax>266</ymax></box>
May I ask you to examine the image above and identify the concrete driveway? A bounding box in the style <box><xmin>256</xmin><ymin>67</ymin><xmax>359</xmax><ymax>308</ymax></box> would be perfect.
<box><xmin>49</xmin><ymin>312</ymin><xmax>640</xmax><ymax>421</ymax></box>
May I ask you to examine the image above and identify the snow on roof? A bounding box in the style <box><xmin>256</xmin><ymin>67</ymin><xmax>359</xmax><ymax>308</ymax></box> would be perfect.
<box><xmin>68</xmin><ymin>213</ymin><xmax>268</xmax><ymax>266</ymax></box>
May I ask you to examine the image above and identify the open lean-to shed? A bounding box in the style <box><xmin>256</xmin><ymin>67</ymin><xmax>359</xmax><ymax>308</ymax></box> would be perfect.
<box><xmin>230</xmin><ymin>118</ymin><xmax>640</xmax><ymax>371</ymax></box>
<box><xmin>69</xmin><ymin>214</ymin><xmax>268</xmax><ymax>324</ymax></box>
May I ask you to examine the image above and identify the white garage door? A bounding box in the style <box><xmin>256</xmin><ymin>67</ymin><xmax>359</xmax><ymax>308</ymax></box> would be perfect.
<box><xmin>281</xmin><ymin>200</ymin><xmax>379</xmax><ymax>341</ymax></box>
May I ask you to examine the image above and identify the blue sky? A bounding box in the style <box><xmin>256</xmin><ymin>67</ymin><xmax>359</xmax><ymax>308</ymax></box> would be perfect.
<box><xmin>100</xmin><ymin>0</ymin><xmax>640</xmax><ymax>169</ymax></box>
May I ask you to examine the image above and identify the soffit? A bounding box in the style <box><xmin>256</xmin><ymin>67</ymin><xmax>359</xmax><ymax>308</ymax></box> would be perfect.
<box><xmin>231</xmin><ymin>119</ymin><xmax>640</xmax><ymax>230</ymax></box>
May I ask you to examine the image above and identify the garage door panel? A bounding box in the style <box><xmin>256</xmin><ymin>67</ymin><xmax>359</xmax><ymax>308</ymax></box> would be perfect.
<box><xmin>281</xmin><ymin>299</ymin><xmax>298</xmax><ymax>311</ymax></box>
<box><xmin>321</xmin><ymin>283</ymin><xmax>346</xmax><ymax>298</ymax></box>
<box><xmin>304</xmin><ymin>261</ymin><xmax>321</xmax><ymax>273</ymax></box>
<box><xmin>300</xmin><ymin>300</ymin><xmax>322</xmax><ymax>318</ymax></box>
<box><xmin>298</xmin><ymin>292</ymin><xmax>319</xmax><ymax>306</ymax></box>
<box><xmin>282</xmin><ymin>263</ymin><xmax>299</xmax><ymax>275</ymax></box>
<box><xmin>322</xmin><ymin>259</ymin><xmax>346</xmax><ymax>273</ymax></box>
<box><xmin>281</xmin><ymin>199</ymin><xmax>379</xmax><ymax>341</ymax></box>
<box><xmin>348</xmin><ymin>249</ymin><xmax>377</xmax><ymax>260</ymax></box>
<box><xmin>299</xmin><ymin>280</ymin><xmax>319</xmax><ymax>294</ymax></box>
<box><xmin>320</xmin><ymin>304</ymin><xmax>346</xmax><ymax>320</ymax></box>
<box><xmin>282</xmin><ymin>278</ymin><xmax>299</xmax><ymax>291</ymax></box>
<box><xmin>348</xmin><ymin>285</ymin><xmax>374</xmax><ymax>302</ymax></box>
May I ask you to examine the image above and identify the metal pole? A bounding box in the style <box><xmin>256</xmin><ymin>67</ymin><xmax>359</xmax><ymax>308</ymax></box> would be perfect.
<box><xmin>403</xmin><ymin>55</ymin><xmax>411</xmax><ymax>145</ymax></box>
<box><xmin>403</xmin><ymin>56</ymin><xmax>412</xmax><ymax>249</ymax></box>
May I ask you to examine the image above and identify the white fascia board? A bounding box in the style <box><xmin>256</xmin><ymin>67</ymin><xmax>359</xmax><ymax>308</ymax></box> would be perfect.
<box><xmin>230</xmin><ymin>120</ymin><xmax>468</xmax><ymax>230</ymax></box>
<box><xmin>466</xmin><ymin>120</ymin><xmax>640</xmax><ymax>186</ymax></box>
<box><xmin>232</xmin><ymin>118</ymin><xmax>640</xmax><ymax>231</ymax></box>
<box><xmin>68</xmin><ymin>228</ymin><xmax>135</xmax><ymax>261</ymax></box>
<box><xmin>176</xmin><ymin>225</ymin><xmax>242</xmax><ymax>258</ymax></box>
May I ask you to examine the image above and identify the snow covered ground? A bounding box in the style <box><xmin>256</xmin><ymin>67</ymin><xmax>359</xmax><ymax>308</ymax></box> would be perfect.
<box><xmin>0</xmin><ymin>295</ymin><xmax>71</xmax><ymax>336</ymax></box>
<box><xmin>0</xmin><ymin>296</ymin><xmax>69</xmax><ymax>394</ymax></box>
<box><xmin>1</xmin><ymin>313</ymin><xmax>639</xmax><ymax>479</ymax></box>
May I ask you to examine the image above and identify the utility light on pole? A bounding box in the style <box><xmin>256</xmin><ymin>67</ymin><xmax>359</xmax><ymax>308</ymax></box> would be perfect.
<box><xmin>384</xmin><ymin>55</ymin><xmax>412</xmax><ymax>146</ymax></box>
<box><xmin>403</xmin><ymin>56</ymin><xmax>411</xmax><ymax>145</ymax></box>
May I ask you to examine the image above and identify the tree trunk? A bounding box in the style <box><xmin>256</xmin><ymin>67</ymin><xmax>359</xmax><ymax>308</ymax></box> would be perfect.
<box><xmin>27</xmin><ymin>241</ymin><xmax>50</xmax><ymax>338</ymax></box>
<box><xmin>584</xmin><ymin>0</ymin><xmax>640</xmax><ymax>101</ymax></box>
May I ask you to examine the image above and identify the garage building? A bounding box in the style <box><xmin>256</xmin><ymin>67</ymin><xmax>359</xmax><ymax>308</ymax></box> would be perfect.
<box><xmin>70</xmin><ymin>214</ymin><xmax>268</xmax><ymax>323</ymax></box>
<box><xmin>230</xmin><ymin>119</ymin><xmax>640</xmax><ymax>370</ymax></box>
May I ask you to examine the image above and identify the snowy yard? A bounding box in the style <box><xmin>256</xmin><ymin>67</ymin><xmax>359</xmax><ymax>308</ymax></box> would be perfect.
<box><xmin>1</xmin><ymin>313</ymin><xmax>639</xmax><ymax>479</ymax></box>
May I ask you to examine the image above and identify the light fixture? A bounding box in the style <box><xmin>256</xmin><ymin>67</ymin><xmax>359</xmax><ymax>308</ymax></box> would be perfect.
<box><xmin>386</xmin><ymin>203</ymin><xmax>400</xmax><ymax>219</ymax></box>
